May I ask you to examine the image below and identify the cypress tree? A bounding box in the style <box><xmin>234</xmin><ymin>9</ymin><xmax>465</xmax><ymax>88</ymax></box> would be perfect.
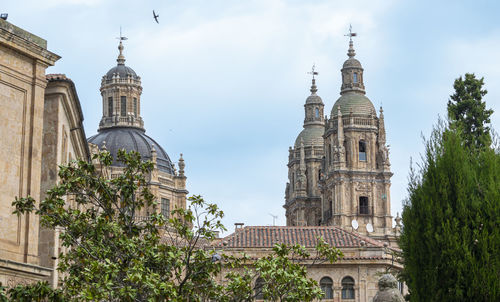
<box><xmin>400</xmin><ymin>74</ymin><xmax>499</xmax><ymax>301</ymax></box>
<box><xmin>400</xmin><ymin>124</ymin><xmax>500</xmax><ymax>301</ymax></box>
<box><xmin>448</xmin><ymin>73</ymin><xmax>493</xmax><ymax>150</ymax></box>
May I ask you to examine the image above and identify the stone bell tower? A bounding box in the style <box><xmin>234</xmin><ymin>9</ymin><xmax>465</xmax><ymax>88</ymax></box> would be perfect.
<box><xmin>284</xmin><ymin>68</ymin><xmax>325</xmax><ymax>226</ymax></box>
<box><xmin>320</xmin><ymin>32</ymin><xmax>393</xmax><ymax>239</ymax></box>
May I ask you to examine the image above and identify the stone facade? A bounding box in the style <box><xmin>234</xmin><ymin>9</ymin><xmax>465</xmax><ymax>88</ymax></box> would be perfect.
<box><xmin>217</xmin><ymin>226</ymin><xmax>403</xmax><ymax>302</ymax></box>
<box><xmin>321</xmin><ymin>39</ymin><xmax>394</xmax><ymax>243</ymax></box>
<box><xmin>0</xmin><ymin>19</ymin><xmax>88</xmax><ymax>286</ymax></box>
<box><xmin>38</xmin><ymin>74</ymin><xmax>89</xmax><ymax>286</ymax></box>
<box><xmin>285</xmin><ymin>37</ymin><xmax>396</xmax><ymax>245</ymax></box>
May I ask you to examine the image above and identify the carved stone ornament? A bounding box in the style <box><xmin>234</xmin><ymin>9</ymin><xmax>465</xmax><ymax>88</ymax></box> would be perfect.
<box><xmin>373</xmin><ymin>274</ymin><xmax>404</xmax><ymax>302</ymax></box>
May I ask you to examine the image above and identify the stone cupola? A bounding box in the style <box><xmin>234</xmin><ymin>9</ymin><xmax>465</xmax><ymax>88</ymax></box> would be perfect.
<box><xmin>99</xmin><ymin>39</ymin><xmax>144</xmax><ymax>130</ymax></box>
<box><xmin>340</xmin><ymin>35</ymin><xmax>365</xmax><ymax>95</ymax></box>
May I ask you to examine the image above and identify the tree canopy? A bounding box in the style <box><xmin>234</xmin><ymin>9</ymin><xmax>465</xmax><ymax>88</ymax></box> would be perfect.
<box><xmin>3</xmin><ymin>150</ymin><xmax>341</xmax><ymax>301</ymax></box>
<box><xmin>400</xmin><ymin>74</ymin><xmax>500</xmax><ymax>302</ymax></box>
<box><xmin>448</xmin><ymin>73</ymin><xmax>493</xmax><ymax>150</ymax></box>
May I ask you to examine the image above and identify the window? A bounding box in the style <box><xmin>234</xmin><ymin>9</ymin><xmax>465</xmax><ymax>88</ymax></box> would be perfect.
<box><xmin>121</xmin><ymin>96</ymin><xmax>127</xmax><ymax>116</ymax></box>
<box><xmin>255</xmin><ymin>277</ymin><xmax>264</xmax><ymax>300</ymax></box>
<box><xmin>161</xmin><ymin>198</ymin><xmax>170</xmax><ymax>218</ymax></box>
<box><xmin>359</xmin><ymin>141</ymin><xmax>367</xmax><ymax>161</ymax></box>
<box><xmin>320</xmin><ymin>277</ymin><xmax>333</xmax><ymax>299</ymax></box>
<box><xmin>341</xmin><ymin>276</ymin><xmax>355</xmax><ymax>299</ymax></box>
<box><xmin>359</xmin><ymin>196</ymin><xmax>369</xmax><ymax>215</ymax></box>
<box><xmin>328</xmin><ymin>144</ymin><xmax>332</xmax><ymax>164</ymax></box>
<box><xmin>108</xmin><ymin>97</ymin><xmax>113</xmax><ymax>116</ymax></box>
<box><xmin>315</xmin><ymin>107</ymin><xmax>320</xmax><ymax>118</ymax></box>
<box><xmin>353</xmin><ymin>73</ymin><xmax>358</xmax><ymax>83</ymax></box>
<box><xmin>133</xmin><ymin>98</ymin><xmax>137</xmax><ymax>116</ymax></box>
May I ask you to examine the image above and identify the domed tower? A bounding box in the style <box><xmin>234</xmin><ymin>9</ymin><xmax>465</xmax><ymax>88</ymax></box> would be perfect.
<box><xmin>284</xmin><ymin>69</ymin><xmax>325</xmax><ymax>226</ymax></box>
<box><xmin>88</xmin><ymin>38</ymin><xmax>188</xmax><ymax>218</ymax></box>
<box><xmin>320</xmin><ymin>34</ymin><xmax>393</xmax><ymax>239</ymax></box>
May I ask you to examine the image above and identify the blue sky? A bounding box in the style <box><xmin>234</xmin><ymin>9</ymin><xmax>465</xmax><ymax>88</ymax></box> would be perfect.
<box><xmin>4</xmin><ymin>0</ymin><xmax>500</xmax><ymax>233</ymax></box>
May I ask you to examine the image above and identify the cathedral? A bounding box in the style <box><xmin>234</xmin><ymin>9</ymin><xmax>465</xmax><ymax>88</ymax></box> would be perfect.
<box><xmin>0</xmin><ymin>18</ymin><xmax>403</xmax><ymax>301</ymax></box>
<box><xmin>218</xmin><ymin>33</ymin><xmax>403</xmax><ymax>301</ymax></box>
<box><xmin>284</xmin><ymin>34</ymin><xmax>397</xmax><ymax>244</ymax></box>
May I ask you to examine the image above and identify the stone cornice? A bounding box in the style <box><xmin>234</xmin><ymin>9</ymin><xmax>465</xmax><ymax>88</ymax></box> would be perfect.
<box><xmin>0</xmin><ymin>20</ymin><xmax>60</xmax><ymax>66</ymax></box>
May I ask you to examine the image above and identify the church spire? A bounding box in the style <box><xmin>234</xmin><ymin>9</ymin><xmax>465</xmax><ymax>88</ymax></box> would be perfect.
<box><xmin>116</xmin><ymin>29</ymin><xmax>128</xmax><ymax>65</ymax></box>
<box><xmin>345</xmin><ymin>24</ymin><xmax>357</xmax><ymax>58</ymax></box>
<box><xmin>340</xmin><ymin>25</ymin><xmax>365</xmax><ymax>95</ymax></box>
<box><xmin>304</xmin><ymin>65</ymin><xmax>324</xmax><ymax>126</ymax></box>
<box><xmin>117</xmin><ymin>41</ymin><xmax>126</xmax><ymax>65</ymax></box>
<box><xmin>99</xmin><ymin>34</ymin><xmax>144</xmax><ymax>131</ymax></box>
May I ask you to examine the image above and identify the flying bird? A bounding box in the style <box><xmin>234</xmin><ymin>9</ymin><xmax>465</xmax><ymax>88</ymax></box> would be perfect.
<box><xmin>153</xmin><ymin>10</ymin><xmax>159</xmax><ymax>23</ymax></box>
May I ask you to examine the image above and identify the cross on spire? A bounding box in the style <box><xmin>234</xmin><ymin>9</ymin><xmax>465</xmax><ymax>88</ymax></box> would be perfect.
<box><xmin>344</xmin><ymin>24</ymin><xmax>357</xmax><ymax>42</ymax></box>
<box><xmin>307</xmin><ymin>64</ymin><xmax>318</xmax><ymax>80</ymax></box>
<box><xmin>307</xmin><ymin>64</ymin><xmax>318</xmax><ymax>94</ymax></box>
<box><xmin>345</xmin><ymin>24</ymin><xmax>357</xmax><ymax>58</ymax></box>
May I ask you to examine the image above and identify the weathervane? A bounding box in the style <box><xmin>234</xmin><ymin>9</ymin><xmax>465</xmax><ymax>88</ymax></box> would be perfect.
<box><xmin>117</xmin><ymin>26</ymin><xmax>128</xmax><ymax>42</ymax></box>
<box><xmin>344</xmin><ymin>24</ymin><xmax>357</xmax><ymax>42</ymax></box>
<box><xmin>307</xmin><ymin>64</ymin><xmax>318</xmax><ymax>80</ymax></box>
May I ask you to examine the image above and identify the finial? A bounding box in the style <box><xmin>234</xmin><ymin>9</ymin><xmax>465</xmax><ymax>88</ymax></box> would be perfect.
<box><xmin>344</xmin><ymin>24</ymin><xmax>357</xmax><ymax>58</ymax></box>
<box><xmin>151</xmin><ymin>144</ymin><xmax>158</xmax><ymax>165</ymax></box>
<box><xmin>395</xmin><ymin>212</ymin><xmax>402</xmax><ymax>227</ymax></box>
<box><xmin>307</xmin><ymin>64</ymin><xmax>318</xmax><ymax>94</ymax></box>
<box><xmin>116</xmin><ymin>26</ymin><xmax>128</xmax><ymax>65</ymax></box>
<box><xmin>178</xmin><ymin>153</ymin><xmax>185</xmax><ymax>176</ymax></box>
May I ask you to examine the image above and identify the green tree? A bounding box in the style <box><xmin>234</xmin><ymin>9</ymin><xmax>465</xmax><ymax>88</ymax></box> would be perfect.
<box><xmin>9</xmin><ymin>150</ymin><xmax>341</xmax><ymax>301</ymax></box>
<box><xmin>399</xmin><ymin>121</ymin><xmax>500</xmax><ymax>302</ymax></box>
<box><xmin>448</xmin><ymin>73</ymin><xmax>493</xmax><ymax>150</ymax></box>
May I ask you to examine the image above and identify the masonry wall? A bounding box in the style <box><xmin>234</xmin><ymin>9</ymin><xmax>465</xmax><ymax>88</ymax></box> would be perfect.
<box><xmin>0</xmin><ymin>18</ymin><xmax>59</xmax><ymax>286</ymax></box>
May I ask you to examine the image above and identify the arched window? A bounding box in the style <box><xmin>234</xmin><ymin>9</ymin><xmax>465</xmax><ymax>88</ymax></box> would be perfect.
<box><xmin>255</xmin><ymin>277</ymin><xmax>265</xmax><ymax>300</ymax></box>
<box><xmin>320</xmin><ymin>277</ymin><xmax>333</xmax><ymax>299</ymax></box>
<box><xmin>315</xmin><ymin>107</ymin><xmax>320</xmax><ymax>118</ymax></box>
<box><xmin>359</xmin><ymin>141</ymin><xmax>367</xmax><ymax>161</ymax></box>
<box><xmin>359</xmin><ymin>196</ymin><xmax>369</xmax><ymax>215</ymax></box>
<box><xmin>133</xmin><ymin>97</ymin><xmax>137</xmax><ymax>116</ymax></box>
<box><xmin>341</xmin><ymin>276</ymin><xmax>355</xmax><ymax>299</ymax></box>
<box><xmin>353</xmin><ymin>72</ymin><xmax>358</xmax><ymax>83</ymax></box>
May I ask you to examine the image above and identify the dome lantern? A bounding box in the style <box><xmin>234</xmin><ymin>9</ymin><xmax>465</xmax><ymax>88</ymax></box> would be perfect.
<box><xmin>340</xmin><ymin>26</ymin><xmax>365</xmax><ymax>95</ymax></box>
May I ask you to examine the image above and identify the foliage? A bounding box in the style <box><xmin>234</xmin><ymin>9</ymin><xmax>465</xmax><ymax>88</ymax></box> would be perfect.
<box><xmin>448</xmin><ymin>73</ymin><xmax>493</xmax><ymax>150</ymax></box>
<box><xmin>10</xmin><ymin>150</ymin><xmax>341</xmax><ymax>301</ymax></box>
<box><xmin>0</xmin><ymin>281</ymin><xmax>63</xmax><ymax>302</ymax></box>
<box><xmin>399</xmin><ymin>121</ymin><xmax>500</xmax><ymax>302</ymax></box>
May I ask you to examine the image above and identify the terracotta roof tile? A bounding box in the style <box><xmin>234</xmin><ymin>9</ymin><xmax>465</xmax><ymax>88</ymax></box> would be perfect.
<box><xmin>217</xmin><ymin>226</ymin><xmax>386</xmax><ymax>249</ymax></box>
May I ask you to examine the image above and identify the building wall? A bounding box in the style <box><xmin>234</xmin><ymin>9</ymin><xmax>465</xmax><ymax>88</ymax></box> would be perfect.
<box><xmin>219</xmin><ymin>246</ymin><xmax>402</xmax><ymax>302</ymax></box>
<box><xmin>38</xmin><ymin>77</ymin><xmax>89</xmax><ymax>286</ymax></box>
<box><xmin>0</xmin><ymin>18</ymin><xmax>59</xmax><ymax>285</ymax></box>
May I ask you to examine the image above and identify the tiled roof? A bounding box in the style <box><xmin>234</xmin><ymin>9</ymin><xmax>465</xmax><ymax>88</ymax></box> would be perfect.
<box><xmin>217</xmin><ymin>226</ymin><xmax>386</xmax><ymax>249</ymax></box>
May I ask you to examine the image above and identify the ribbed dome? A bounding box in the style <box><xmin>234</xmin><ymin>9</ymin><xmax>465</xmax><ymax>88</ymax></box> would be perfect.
<box><xmin>294</xmin><ymin>126</ymin><xmax>324</xmax><ymax>147</ymax></box>
<box><xmin>105</xmin><ymin>64</ymin><xmax>138</xmax><ymax>80</ymax></box>
<box><xmin>331</xmin><ymin>92</ymin><xmax>375</xmax><ymax>116</ymax></box>
<box><xmin>305</xmin><ymin>94</ymin><xmax>323</xmax><ymax>104</ymax></box>
<box><xmin>343</xmin><ymin>58</ymin><xmax>362</xmax><ymax>69</ymax></box>
<box><xmin>88</xmin><ymin>127</ymin><xmax>174</xmax><ymax>174</ymax></box>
